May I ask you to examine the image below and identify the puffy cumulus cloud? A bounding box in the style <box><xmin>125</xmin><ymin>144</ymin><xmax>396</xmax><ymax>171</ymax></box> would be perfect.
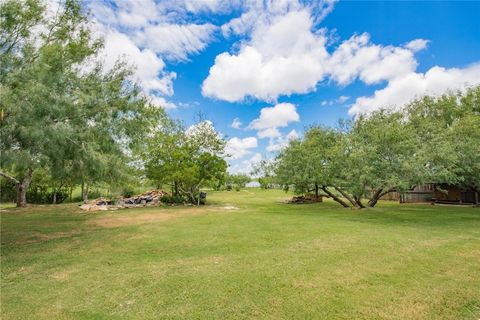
<box><xmin>249</xmin><ymin>103</ymin><xmax>300</xmax><ymax>138</ymax></box>
<box><xmin>221</xmin><ymin>0</ymin><xmax>336</xmax><ymax>37</ymax></box>
<box><xmin>228</xmin><ymin>152</ymin><xmax>263</xmax><ymax>175</ymax></box>
<box><xmin>89</xmin><ymin>0</ymin><xmax>221</xmax><ymax>109</ymax></box>
<box><xmin>328</xmin><ymin>33</ymin><xmax>419</xmax><ymax>85</ymax></box>
<box><xmin>150</xmin><ymin>96</ymin><xmax>177</xmax><ymax>110</ymax></box>
<box><xmin>230</xmin><ymin>118</ymin><xmax>242</xmax><ymax>129</ymax></box>
<box><xmin>203</xmin><ymin>10</ymin><xmax>329</xmax><ymax>102</ymax></box>
<box><xmin>203</xmin><ymin>1</ymin><xmax>478</xmax><ymax>113</ymax></box>
<box><xmin>225</xmin><ymin>137</ymin><xmax>258</xmax><ymax>159</ymax></box>
<box><xmin>350</xmin><ymin>64</ymin><xmax>480</xmax><ymax>115</ymax></box>
<box><xmin>203</xmin><ymin>7</ymin><xmax>427</xmax><ymax>103</ymax></box>
<box><xmin>99</xmin><ymin>28</ymin><xmax>176</xmax><ymax>96</ymax></box>
<box><xmin>266</xmin><ymin>129</ymin><xmax>300</xmax><ymax>152</ymax></box>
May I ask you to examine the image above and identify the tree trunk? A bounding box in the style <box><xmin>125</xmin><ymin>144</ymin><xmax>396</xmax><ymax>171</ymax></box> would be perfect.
<box><xmin>368</xmin><ymin>188</ymin><xmax>396</xmax><ymax>207</ymax></box>
<box><xmin>321</xmin><ymin>186</ymin><xmax>350</xmax><ymax>208</ymax></box>
<box><xmin>354</xmin><ymin>196</ymin><xmax>366</xmax><ymax>208</ymax></box>
<box><xmin>367</xmin><ymin>188</ymin><xmax>383</xmax><ymax>207</ymax></box>
<box><xmin>15</xmin><ymin>169</ymin><xmax>33</xmax><ymax>207</ymax></box>
<box><xmin>52</xmin><ymin>189</ymin><xmax>57</xmax><ymax>204</ymax></box>
<box><xmin>333</xmin><ymin>186</ymin><xmax>358</xmax><ymax>208</ymax></box>
<box><xmin>82</xmin><ymin>183</ymin><xmax>89</xmax><ymax>202</ymax></box>
<box><xmin>315</xmin><ymin>183</ymin><xmax>319</xmax><ymax>198</ymax></box>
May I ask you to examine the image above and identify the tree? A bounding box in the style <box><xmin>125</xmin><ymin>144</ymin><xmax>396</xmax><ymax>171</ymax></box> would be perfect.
<box><xmin>252</xmin><ymin>159</ymin><xmax>277</xmax><ymax>189</ymax></box>
<box><xmin>275</xmin><ymin>87</ymin><xmax>480</xmax><ymax>208</ymax></box>
<box><xmin>145</xmin><ymin>120</ymin><xmax>227</xmax><ymax>204</ymax></box>
<box><xmin>0</xmin><ymin>0</ymin><xmax>161</xmax><ymax>206</ymax></box>
<box><xmin>225</xmin><ymin>174</ymin><xmax>251</xmax><ymax>190</ymax></box>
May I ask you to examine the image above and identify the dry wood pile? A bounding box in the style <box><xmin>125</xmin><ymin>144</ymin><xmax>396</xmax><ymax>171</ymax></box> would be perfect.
<box><xmin>286</xmin><ymin>194</ymin><xmax>323</xmax><ymax>204</ymax></box>
<box><xmin>79</xmin><ymin>198</ymin><xmax>115</xmax><ymax>211</ymax></box>
<box><xmin>117</xmin><ymin>189</ymin><xmax>168</xmax><ymax>208</ymax></box>
<box><xmin>79</xmin><ymin>190</ymin><xmax>169</xmax><ymax>211</ymax></box>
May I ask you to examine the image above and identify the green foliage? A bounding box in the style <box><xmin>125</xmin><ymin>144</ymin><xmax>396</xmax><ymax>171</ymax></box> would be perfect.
<box><xmin>144</xmin><ymin>120</ymin><xmax>227</xmax><ymax>204</ymax></box>
<box><xmin>225</xmin><ymin>174</ymin><xmax>251</xmax><ymax>190</ymax></box>
<box><xmin>276</xmin><ymin>86</ymin><xmax>480</xmax><ymax>208</ymax></box>
<box><xmin>0</xmin><ymin>0</ymin><xmax>163</xmax><ymax>206</ymax></box>
<box><xmin>252</xmin><ymin>160</ymin><xmax>277</xmax><ymax>189</ymax></box>
<box><xmin>160</xmin><ymin>194</ymin><xmax>184</xmax><ymax>204</ymax></box>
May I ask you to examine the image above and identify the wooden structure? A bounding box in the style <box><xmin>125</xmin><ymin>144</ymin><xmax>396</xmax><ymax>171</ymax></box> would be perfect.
<box><xmin>432</xmin><ymin>184</ymin><xmax>479</xmax><ymax>205</ymax></box>
<box><xmin>376</xmin><ymin>184</ymin><xmax>479</xmax><ymax>205</ymax></box>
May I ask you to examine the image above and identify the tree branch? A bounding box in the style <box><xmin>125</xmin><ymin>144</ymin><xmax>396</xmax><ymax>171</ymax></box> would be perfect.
<box><xmin>0</xmin><ymin>171</ymin><xmax>19</xmax><ymax>184</ymax></box>
<box><xmin>321</xmin><ymin>186</ymin><xmax>350</xmax><ymax>208</ymax></box>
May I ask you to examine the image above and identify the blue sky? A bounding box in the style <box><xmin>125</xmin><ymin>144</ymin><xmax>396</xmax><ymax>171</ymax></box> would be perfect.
<box><xmin>88</xmin><ymin>0</ymin><xmax>480</xmax><ymax>174</ymax></box>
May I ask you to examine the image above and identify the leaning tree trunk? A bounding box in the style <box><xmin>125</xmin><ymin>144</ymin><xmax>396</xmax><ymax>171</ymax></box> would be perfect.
<box><xmin>333</xmin><ymin>186</ymin><xmax>359</xmax><ymax>208</ymax></box>
<box><xmin>367</xmin><ymin>188</ymin><xmax>396</xmax><ymax>207</ymax></box>
<box><xmin>354</xmin><ymin>196</ymin><xmax>366</xmax><ymax>208</ymax></box>
<box><xmin>0</xmin><ymin>169</ymin><xmax>34</xmax><ymax>207</ymax></box>
<box><xmin>321</xmin><ymin>186</ymin><xmax>350</xmax><ymax>208</ymax></box>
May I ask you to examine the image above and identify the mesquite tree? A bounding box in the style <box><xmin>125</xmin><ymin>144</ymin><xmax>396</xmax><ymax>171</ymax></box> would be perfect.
<box><xmin>144</xmin><ymin>120</ymin><xmax>227</xmax><ymax>204</ymax></box>
<box><xmin>0</xmin><ymin>0</ymin><xmax>161</xmax><ymax>206</ymax></box>
<box><xmin>276</xmin><ymin>87</ymin><xmax>480</xmax><ymax>208</ymax></box>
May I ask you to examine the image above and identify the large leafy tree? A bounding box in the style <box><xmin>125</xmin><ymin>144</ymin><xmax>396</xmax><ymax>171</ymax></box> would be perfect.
<box><xmin>145</xmin><ymin>120</ymin><xmax>227</xmax><ymax>204</ymax></box>
<box><xmin>0</xmin><ymin>0</ymin><xmax>161</xmax><ymax>206</ymax></box>
<box><xmin>276</xmin><ymin>87</ymin><xmax>480</xmax><ymax>208</ymax></box>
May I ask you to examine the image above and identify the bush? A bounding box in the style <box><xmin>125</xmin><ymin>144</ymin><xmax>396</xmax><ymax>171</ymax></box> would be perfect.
<box><xmin>235</xmin><ymin>185</ymin><xmax>241</xmax><ymax>191</ymax></box>
<box><xmin>0</xmin><ymin>179</ymin><xmax>16</xmax><ymax>202</ymax></box>
<box><xmin>46</xmin><ymin>191</ymin><xmax>68</xmax><ymax>204</ymax></box>
<box><xmin>122</xmin><ymin>187</ymin><xmax>135</xmax><ymax>198</ymax></box>
<box><xmin>160</xmin><ymin>194</ymin><xmax>184</xmax><ymax>204</ymax></box>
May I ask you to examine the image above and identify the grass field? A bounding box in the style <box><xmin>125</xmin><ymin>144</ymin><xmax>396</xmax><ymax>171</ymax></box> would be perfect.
<box><xmin>1</xmin><ymin>189</ymin><xmax>480</xmax><ymax>319</ymax></box>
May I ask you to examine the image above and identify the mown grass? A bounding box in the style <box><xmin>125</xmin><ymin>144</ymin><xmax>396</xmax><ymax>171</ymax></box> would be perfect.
<box><xmin>1</xmin><ymin>189</ymin><xmax>480</xmax><ymax>319</ymax></box>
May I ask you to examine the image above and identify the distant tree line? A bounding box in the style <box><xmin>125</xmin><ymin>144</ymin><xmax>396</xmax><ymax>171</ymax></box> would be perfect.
<box><xmin>275</xmin><ymin>87</ymin><xmax>480</xmax><ymax>208</ymax></box>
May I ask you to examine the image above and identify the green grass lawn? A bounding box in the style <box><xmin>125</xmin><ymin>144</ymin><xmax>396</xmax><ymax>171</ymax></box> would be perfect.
<box><xmin>1</xmin><ymin>189</ymin><xmax>480</xmax><ymax>319</ymax></box>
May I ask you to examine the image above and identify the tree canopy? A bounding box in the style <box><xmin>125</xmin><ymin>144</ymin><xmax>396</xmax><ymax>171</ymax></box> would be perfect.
<box><xmin>276</xmin><ymin>87</ymin><xmax>480</xmax><ymax>208</ymax></box>
<box><xmin>0</xmin><ymin>0</ymin><xmax>162</xmax><ymax>206</ymax></box>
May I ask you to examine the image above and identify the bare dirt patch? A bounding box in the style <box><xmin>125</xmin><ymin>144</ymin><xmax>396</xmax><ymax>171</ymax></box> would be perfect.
<box><xmin>89</xmin><ymin>206</ymin><xmax>237</xmax><ymax>228</ymax></box>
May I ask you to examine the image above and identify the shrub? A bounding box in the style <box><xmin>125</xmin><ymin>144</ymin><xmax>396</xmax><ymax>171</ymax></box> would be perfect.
<box><xmin>160</xmin><ymin>194</ymin><xmax>184</xmax><ymax>204</ymax></box>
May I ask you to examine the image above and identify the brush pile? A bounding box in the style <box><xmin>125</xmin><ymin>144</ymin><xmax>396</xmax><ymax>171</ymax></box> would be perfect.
<box><xmin>79</xmin><ymin>190</ymin><xmax>169</xmax><ymax>211</ymax></box>
<box><xmin>118</xmin><ymin>189</ymin><xmax>168</xmax><ymax>208</ymax></box>
<box><xmin>286</xmin><ymin>194</ymin><xmax>323</xmax><ymax>204</ymax></box>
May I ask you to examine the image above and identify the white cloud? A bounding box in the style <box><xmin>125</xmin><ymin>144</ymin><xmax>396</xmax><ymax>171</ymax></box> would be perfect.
<box><xmin>266</xmin><ymin>129</ymin><xmax>300</xmax><ymax>152</ymax></box>
<box><xmin>136</xmin><ymin>23</ymin><xmax>217</xmax><ymax>61</ymax></box>
<box><xmin>89</xmin><ymin>0</ymin><xmax>222</xmax><ymax>110</ymax></box>
<box><xmin>203</xmin><ymin>7</ymin><xmax>425</xmax><ymax>103</ymax></box>
<box><xmin>231</xmin><ymin>118</ymin><xmax>242</xmax><ymax>129</ymax></box>
<box><xmin>405</xmin><ymin>39</ymin><xmax>429</xmax><ymax>52</ymax></box>
<box><xmin>248</xmin><ymin>103</ymin><xmax>300</xmax><ymax>138</ymax></box>
<box><xmin>150</xmin><ymin>96</ymin><xmax>177</xmax><ymax>110</ymax></box>
<box><xmin>350</xmin><ymin>64</ymin><xmax>480</xmax><ymax>115</ymax></box>
<box><xmin>257</xmin><ymin>128</ymin><xmax>281</xmax><ymax>139</ymax></box>
<box><xmin>99</xmin><ymin>28</ymin><xmax>176</xmax><ymax>96</ymax></box>
<box><xmin>328</xmin><ymin>33</ymin><xmax>418</xmax><ymax>86</ymax></box>
<box><xmin>228</xmin><ymin>152</ymin><xmax>263</xmax><ymax>175</ymax></box>
<box><xmin>203</xmin><ymin>10</ymin><xmax>329</xmax><ymax>102</ymax></box>
<box><xmin>225</xmin><ymin>137</ymin><xmax>258</xmax><ymax>159</ymax></box>
<box><xmin>321</xmin><ymin>95</ymin><xmax>350</xmax><ymax>106</ymax></box>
